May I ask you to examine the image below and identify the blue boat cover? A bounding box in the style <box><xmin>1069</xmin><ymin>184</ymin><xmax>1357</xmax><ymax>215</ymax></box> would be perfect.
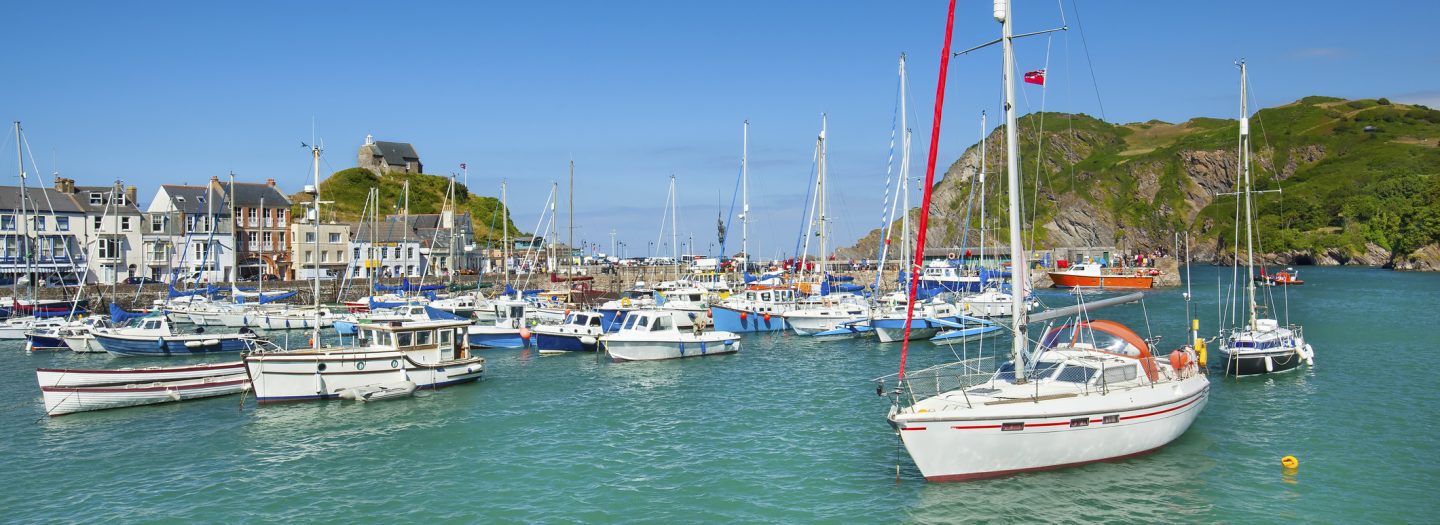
<box><xmin>424</xmin><ymin>306</ymin><xmax>469</xmax><ymax>321</ymax></box>
<box><xmin>109</xmin><ymin>303</ymin><xmax>147</xmax><ymax>324</ymax></box>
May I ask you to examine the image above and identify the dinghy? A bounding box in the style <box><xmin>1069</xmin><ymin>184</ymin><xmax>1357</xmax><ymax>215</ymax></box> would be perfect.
<box><xmin>41</xmin><ymin>373</ymin><xmax>250</xmax><ymax>416</ymax></box>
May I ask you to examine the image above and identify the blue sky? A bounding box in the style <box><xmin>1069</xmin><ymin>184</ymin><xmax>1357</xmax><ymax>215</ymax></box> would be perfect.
<box><xmin>5</xmin><ymin>1</ymin><xmax>1437</xmax><ymax>258</ymax></box>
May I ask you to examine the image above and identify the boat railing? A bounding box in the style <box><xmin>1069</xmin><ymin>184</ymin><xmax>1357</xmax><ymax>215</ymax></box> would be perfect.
<box><xmin>243</xmin><ymin>338</ymin><xmax>289</xmax><ymax>356</ymax></box>
<box><xmin>875</xmin><ymin>356</ymin><xmax>997</xmax><ymax>409</ymax></box>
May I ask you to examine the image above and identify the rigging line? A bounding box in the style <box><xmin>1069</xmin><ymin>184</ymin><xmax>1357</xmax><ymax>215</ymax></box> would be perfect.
<box><xmin>1027</xmin><ymin>33</ymin><xmax>1056</xmax><ymax>254</ymax></box>
<box><xmin>1069</xmin><ymin>0</ymin><xmax>1108</xmax><ymax>122</ymax></box>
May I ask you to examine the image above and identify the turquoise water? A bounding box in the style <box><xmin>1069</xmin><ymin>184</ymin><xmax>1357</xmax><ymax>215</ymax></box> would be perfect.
<box><xmin>2</xmin><ymin>266</ymin><xmax>1436</xmax><ymax>523</ymax></box>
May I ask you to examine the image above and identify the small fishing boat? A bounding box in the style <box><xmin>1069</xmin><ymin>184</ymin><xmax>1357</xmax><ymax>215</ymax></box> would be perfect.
<box><xmin>602</xmin><ymin>310</ymin><xmax>740</xmax><ymax>361</ymax></box>
<box><xmin>533</xmin><ymin>310</ymin><xmax>613</xmax><ymax>354</ymax></box>
<box><xmin>709</xmin><ymin>288</ymin><xmax>796</xmax><ymax>333</ymax></box>
<box><xmin>871</xmin><ymin>297</ymin><xmax>962</xmax><ymax>342</ymax></box>
<box><xmin>1047</xmin><ymin>262</ymin><xmax>1156</xmax><ymax>289</ymax></box>
<box><xmin>41</xmin><ymin>373</ymin><xmax>250</xmax><ymax>416</ymax></box>
<box><xmin>244</xmin><ymin>318</ymin><xmax>483</xmax><ymax>402</ymax></box>
<box><xmin>94</xmin><ymin>315</ymin><xmax>262</xmax><ymax>357</ymax></box>
<box><xmin>1255</xmin><ymin>267</ymin><xmax>1304</xmax><ymax>286</ymax></box>
<box><xmin>782</xmin><ymin>297</ymin><xmax>870</xmax><ymax>336</ymax></box>
<box><xmin>0</xmin><ymin>317</ymin><xmax>67</xmax><ymax>340</ymax></box>
<box><xmin>24</xmin><ymin>326</ymin><xmax>71</xmax><ymax>352</ymax></box>
<box><xmin>467</xmin><ymin>299</ymin><xmax>533</xmax><ymax>348</ymax></box>
<box><xmin>37</xmin><ymin>360</ymin><xmax>246</xmax><ymax>388</ymax></box>
<box><xmin>61</xmin><ymin>316</ymin><xmax>117</xmax><ymax>353</ymax></box>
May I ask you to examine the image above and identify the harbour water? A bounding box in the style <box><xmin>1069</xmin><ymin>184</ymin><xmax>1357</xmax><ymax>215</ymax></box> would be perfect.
<box><xmin>1</xmin><ymin>266</ymin><xmax>1436</xmax><ymax>523</ymax></box>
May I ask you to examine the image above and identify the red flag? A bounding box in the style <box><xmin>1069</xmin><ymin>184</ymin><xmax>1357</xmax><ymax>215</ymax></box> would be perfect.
<box><xmin>1023</xmin><ymin>69</ymin><xmax>1045</xmax><ymax>85</ymax></box>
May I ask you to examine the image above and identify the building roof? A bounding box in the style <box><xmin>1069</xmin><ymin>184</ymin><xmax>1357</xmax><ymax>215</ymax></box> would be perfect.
<box><xmin>370</xmin><ymin>141</ymin><xmax>420</xmax><ymax>166</ymax></box>
<box><xmin>72</xmin><ymin>185</ymin><xmax>142</xmax><ymax>216</ymax></box>
<box><xmin>223</xmin><ymin>182</ymin><xmax>291</xmax><ymax>207</ymax></box>
<box><xmin>0</xmin><ymin>186</ymin><xmax>87</xmax><ymax>214</ymax></box>
<box><xmin>353</xmin><ymin>221</ymin><xmax>419</xmax><ymax>244</ymax></box>
<box><xmin>159</xmin><ymin>185</ymin><xmax>230</xmax><ymax>215</ymax></box>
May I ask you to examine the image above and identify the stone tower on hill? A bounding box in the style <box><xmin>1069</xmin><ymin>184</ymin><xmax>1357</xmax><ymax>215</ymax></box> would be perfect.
<box><xmin>357</xmin><ymin>134</ymin><xmax>423</xmax><ymax>175</ymax></box>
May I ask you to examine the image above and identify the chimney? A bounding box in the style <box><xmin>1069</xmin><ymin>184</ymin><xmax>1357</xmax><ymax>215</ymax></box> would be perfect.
<box><xmin>210</xmin><ymin>175</ymin><xmax>220</xmax><ymax>184</ymax></box>
<box><xmin>125</xmin><ymin>186</ymin><xmax>138</xmax><ymax>205</ymax></box>
<box><xmin>266</xmin><ymin>178</ymin><xmax>276</xmax><ymax>187</ymax></box>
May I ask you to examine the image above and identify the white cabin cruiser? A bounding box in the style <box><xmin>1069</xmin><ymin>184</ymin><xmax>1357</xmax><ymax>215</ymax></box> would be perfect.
<box><xmin>602</xmin><ymin>310</ymin><xmax>740</xmax><ymax>361</ymax></box>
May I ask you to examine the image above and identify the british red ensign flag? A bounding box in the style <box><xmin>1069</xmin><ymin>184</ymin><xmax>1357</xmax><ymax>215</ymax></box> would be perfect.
<box><xmin>1023</xmin><ymin>69</ymin><xmax>1045</xmax><ymax>85</ymax></box>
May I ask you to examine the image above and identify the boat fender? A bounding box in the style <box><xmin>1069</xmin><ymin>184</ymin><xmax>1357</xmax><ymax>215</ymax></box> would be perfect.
<box><xmin>763</xmin><ymin>313</ymin><xmax>771</xmax><ymax>323</ymax></box>
<box><xmin>740</xmin><ymin>311</ymin><xmax>748</xmax><ymax>321</ymax></box>
<box><xmin>156</xmin><ymin>337</ymin><xmax>166</xmax><ymax>350</ymax></box>
<box><xmin>580</xmin><ymin>336</ymin><xmax>597</xmax><ymax>346</ymax></box>
<box><xmin>1265</xmin><ymin>356</ymin><xmax>1274</xmax><ymax>372</ymax></box>
<box><xmin>519</xmin><ymin>327</ymin><xmax>532</xmax><ymax>341</ymax></box>
<box><xmin>203</xmin><ymin>339</ymin><xmax>220</xmax><ymax>346</ymax></box>
<box><xmin>184</xmin><ymin>340</ymin><xmax>203</xmax><ymax>349</ymax></box>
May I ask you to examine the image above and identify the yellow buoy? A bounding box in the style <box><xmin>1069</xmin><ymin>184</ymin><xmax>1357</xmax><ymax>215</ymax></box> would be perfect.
<box><xmin>1281</xmin><ymin>455</ymin><xmax>1299</xmax><ymax>469</ymax></box>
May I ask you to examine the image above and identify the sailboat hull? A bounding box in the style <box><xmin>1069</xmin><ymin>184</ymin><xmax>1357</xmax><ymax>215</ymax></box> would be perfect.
<box><xmin>892</xmin><ymin>386</ymin><xmax>1208</xmax><ymax>482</ymax></box>
<box><xmin>1215</xmin><ymin>347</ymin><xmax>1309</xmax><ymax>376</ymax></box>
<box><xmin>710</xmin><ymin>305</ymin><xmax>788</xmax><ymax>333</ymax></box>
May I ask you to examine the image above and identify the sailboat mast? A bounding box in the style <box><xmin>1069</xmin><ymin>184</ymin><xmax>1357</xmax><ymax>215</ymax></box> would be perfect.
<box><xmin>568</xmin><ymin>160</ymin><xmax>574</xmax><ymax>287</ymax></box>
<box><xmin>311</xmin><ymin>145</ymin><xmax>322</xmax><ymax>350</ymax></box>
<box><xmin>742</xmin><ymin>121</ymin><xmax>749</xmax><ymax>271</ymax></box>
<box><xmin>817</xmin><ymin>115</ymin><xmax>828</xmax><ymax>283</ymax></box>
<box><xmin>1240</xmin><ymin>61</ymin><xmax>1257</xmax><ymax>329</ymax></box>
<box><xmin>501</xmin><ymin>181</ymin><xmax>509</xmax><ymax>288</ymax></box>
<box><xmin>999</xmin><ymin>0</ymin><xmax>1030</xmax><ymax>377</ymax></box>
<box><xmin>979</xmin><ymin>111</ymin><xmax>987</xmax><ymax>271</ymax></box>
<box><xmin>228</xmin><ymin>171</ymin><xmax>237</xmax><ymax>289</ymax></box>
<box><xmin>13</xmin><ymin>122</ymin><xmax>26</xmax><ymax>297</ymax></box>
<box><xmin>670</xmin><ymin>175</ymin><xmax>678</xmax><ymax>281</ymax></box>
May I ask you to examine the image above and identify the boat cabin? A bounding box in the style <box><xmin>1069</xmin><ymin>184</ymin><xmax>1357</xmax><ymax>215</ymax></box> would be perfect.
<box><xmin>563</xmin><ymin>311</ymin><xmax>605</xmax><ymax>329</ymax></box>
<box><xmin>734</xmin><ymin>289</ymin><xmax>795</xmax><ymax>304</ymax></box>
<box><xmin>619</xmin><ymin>311</ymin><xmax>679</xmax><ymax>334</ymax></box>
<box><xmin>355</xmin><ymin>319</ymin><xmax>472</xmax><ymax>362</ymax></box>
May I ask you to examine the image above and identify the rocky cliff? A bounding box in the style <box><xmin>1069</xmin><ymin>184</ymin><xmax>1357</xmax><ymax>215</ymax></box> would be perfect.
<box><xmin>839</xmin><ymin>97</ymin><xmax>1440</xmax><ymax>271</ymax></box>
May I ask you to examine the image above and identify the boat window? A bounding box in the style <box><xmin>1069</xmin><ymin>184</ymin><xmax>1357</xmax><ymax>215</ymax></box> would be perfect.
<box><xmin>397</xmin><ymin>332</ymin><xmax>413</xmax><ymax>347</ymax></box>
<box><xmin>1029</xmin><ymin>361</ymin><xmax>1060</xmax><ymax>380</ymax></box>
<box><xmin>1101</xmin><ymin>364</ymin><xmax>1137</xmax><ymax>385</ymax></box>
<box><xmin>761</xmin><ymin>292</ymin><xmax>772</xmax><ymax>302</ymax></box>
<box><xmin>651</xmin><ymin>316</ymin><xmax>671</xmax><ymax>331</ymax></box>
<box><xmin>417</xmin><ymin>330</ymin><xmax>433</xmax><ymax>346</ymax></box>
<box><xmin>143</xmin><ymin>320</ymin><xmax>161</xmax><ymax>330</ymax></box>
<box><xmin>623</xmin><ymin>315</ymin><xmax>639</xmax><ymax>330</ymax></box>
<box><xmin>588</xmin><ymin>316</ymin><xmax>603</xmax><ymax>327</ymax></box>
<box><xmin>633</xmin><ymin>316</ymin><xmax>649</xmax><ymax>330</ymax></box>
<box><xmin>1056</xmin><ymin>365</ymin><xmax>1098</xmax><ymax>384</ymax></box>
<box><xmin>379</xmin><ymin>332</ymin><xmax>394</xmax><ymax>347</ymax></box>
<box><xmin>511</xmin><ymin>306</ymin><xmax>525</xmax><ymax>318</ymax></box>
<box><xmin>565</xmin><ymin>314</ymin><xmax>579</xmax><ymax>326</ymax></box>
<box><xmin>439</xmin><ymin>329</ymin><xmax>452</xmax><ymax>345</ymax></box>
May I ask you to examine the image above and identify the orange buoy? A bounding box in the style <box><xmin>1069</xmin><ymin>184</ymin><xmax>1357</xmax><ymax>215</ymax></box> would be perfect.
<box><xmin>763</xmin><ymin>313</ymin><xmax>772</xmax><ymax>322</ymax></box>
<box><xmin>740</xmin><ymin>311</ymin><xmax>748</xmax><ymax>321</ymax></box>
<box><xmin>519</xmin><ymin>327</ymin><xmax>532</xmax><ymax>340</ymax></box>
<box><xmin>706</xmin><ymin>310</ymin><xmax>713</xmax><ymax>318</ymax></box>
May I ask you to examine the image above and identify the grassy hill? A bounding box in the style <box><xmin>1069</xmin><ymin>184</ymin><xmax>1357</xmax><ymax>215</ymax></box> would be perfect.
<box><xmin>839</xmin><ymin>96</ymin><xmax>1440</xmax><ymax>269</ymax></box>
<box><xmin>292</xmin><ymin>168</ymin><xmax>523</xmax><ymax>244</ymax></box>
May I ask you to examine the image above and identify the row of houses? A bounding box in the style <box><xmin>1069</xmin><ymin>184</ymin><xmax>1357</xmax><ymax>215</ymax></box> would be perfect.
<box><xmin>0</xmin><ymin>176</ymin><xmax>541</xmax><ymax>285</ymax></box>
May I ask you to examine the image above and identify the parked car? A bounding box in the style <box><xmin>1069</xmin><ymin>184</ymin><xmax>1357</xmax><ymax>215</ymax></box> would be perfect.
<box><xmin>124</xmin><ymin>276</ymin><xmax>162</xmax><ymax>285</ymax></box>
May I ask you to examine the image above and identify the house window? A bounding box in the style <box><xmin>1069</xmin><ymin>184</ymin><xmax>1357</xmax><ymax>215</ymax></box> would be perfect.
<box><xmin>98</xmin><ymin>238</ymin><xmax>120</xmax><ymax>259</ymax></box>
<box><xmin>304</xmin><ymin>250</ymin><xmax>312</xmax><ymax>263</ymax></box>
<box><xmin>262</xmin><ymin>208</ymin><xmax>271</xmax><ymax>220</ymax></box>
<box><xmin>328</xmin><ymin>232</ymin><xmax>341</xmax><ymax>243</ymax></box>
<box><xmin>116</xmin><ymin>193</ymin><xmax>127</xmax><ymax>206</ymax></box>
<box><xmin>120</xmin><ymin>217</ymin><xmax>133</xmax><ymax>231</ymax></box>
<box><xmin>353</xmin><ymin>247</ymin><xmax>361</xmax><ymax>259</ymax></box>
<box><xmin>57</xmin><ymin>217</ymin><xmax>70</xmax><ymax>231</ymax></box>
<box><xmin>304</xmin><ymin>232</ymin><xmax>316</xmax><ymax>243</ymax></box>
<box><xmin>89</xmin><ymin>192</ymin><xmax>102</xmax><ymax>205</ymax></box>
<box><xmin>407</xmin><ymin>247</ymin><xmax>415</xmax><ymax>258</ymax></box>
<box><xmin>193</xmin><ymin>243</ymin><xmax>211</xmax><ymax>262</ymax></box>
<box><xmin>277</xmin><ymin>210</ymin><xmax>287</xmax><ymax>225</ymax></box>
<box><xmin>248</xmin><ymin>232</ymin><xmax>258</xmax><ymax>247</ymax></box>
<box><xmin>277</xmin><ymin>232</ymin><xmax>285</xmax><ymax>245</ymax></box>
<box><xmin>248</xmin><ymin>208</ymin><xmax>258</xmax><ymax>220</ymax></box>
<box><xmin>0</xmin><ymin>215</ymin><xmax>11</xmax><ymax>230</ymax></box>
<box><xmin>32</xmin><ymin>216</ymin><xmax>45</xmax><ymax>231</ymax></box>
<box><xmin>93</xmin><ymin>216</ymin><xmax>103</xmax><ymax>230</ymax></box>
<box><xmin>150</xmin><ymin>215</ymin><xmax>164</xmax><ymax>233</ymax></box>
<box><xmin>335</xmin><ymin>250</ymin><xmax>343</xmax><ymax>262</ymax></box>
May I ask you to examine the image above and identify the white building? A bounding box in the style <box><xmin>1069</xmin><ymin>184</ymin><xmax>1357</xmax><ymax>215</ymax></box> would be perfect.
<box><xmin>349</xmin><ymin>220</ymin><xmax>425</xmax><ymax>279</ymax></box>
<box><xmin>57</xmin><ymin>179</ymin><xmax>145</xmax><ymax>284</ymax></box>
<box><xmin>142</xmin><ymin>184</ymin><xmax>235</xmax><ymax>284</ymax></box>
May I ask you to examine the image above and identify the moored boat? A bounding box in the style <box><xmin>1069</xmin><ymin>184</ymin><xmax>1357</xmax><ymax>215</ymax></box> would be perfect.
<box><xmin>1047</xmin><ymin>263</ymin><xmax>1155</xmax><ymax>289</ymax></box>
<box><xmin>41</xmin><ymin>373</ymin><xmax>250</xmax><ymax>416</ymax></box>
<box><xmin>37</xmin><ymin>360</ymin><xmax>247</xmax><ymax>388</ymax></box>
<box><xmin>602</xmin><ymin>309</ymin><xmax>740</xmax><ymax>361</ymax></box>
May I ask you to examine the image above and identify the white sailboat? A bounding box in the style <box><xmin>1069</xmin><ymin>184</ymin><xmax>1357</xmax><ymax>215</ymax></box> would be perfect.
<box><xmin>1216</xmin><ymin>61</ymin><xmax>1315</xmax><ymax>377</ymax></box>
<box><xmin>882</xmin><ymin>0</ymin><xmax>1209</xmax><ymax>481</ymax></box>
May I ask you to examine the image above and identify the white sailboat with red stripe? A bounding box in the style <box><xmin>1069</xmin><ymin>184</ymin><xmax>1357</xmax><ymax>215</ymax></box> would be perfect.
<box><xmin>881</xmin><ymin>0</ymin><xmax>1208</xmax><ymax>482</ymax></box>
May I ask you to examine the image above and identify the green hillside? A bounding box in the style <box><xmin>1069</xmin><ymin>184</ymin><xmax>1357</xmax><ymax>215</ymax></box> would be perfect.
<box><xmin>842</xmin><ymin>96</ymin><xmax>1440</xmax><ymax>268</ymax></box>
<box><xmin>293</xmin><ymin>168</ymin><xmax>523</xmax><ymax>244</ymax></box>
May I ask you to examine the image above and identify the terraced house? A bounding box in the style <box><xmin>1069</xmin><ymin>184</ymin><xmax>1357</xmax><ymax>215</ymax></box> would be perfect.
<box><xmin>222</xmin><ymin>177</ymin><xmax>292</xmax><ymax>280</ymax></box>
<box><xmin>55</xmin><ymin>178</ymin><xmax>145</xmax><ymax>284</ymax></box>
<box><xmin>143</xmin><ymin>183</ymin><xmax>234</xmax><ymax>284</ymax></box>
<box><xmin>0</xmin><ymin>183</ymin><xmax>87</xmax><ymax>285</ymax></box>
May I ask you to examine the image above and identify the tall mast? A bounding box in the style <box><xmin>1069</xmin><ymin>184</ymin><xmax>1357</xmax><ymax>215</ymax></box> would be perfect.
<box><xmin>897</xmin><ymin>54</ymin><xmax>910</xmax><ymax>290</ymax></box>
<box><xmin>670</xmin><ymin>175</ymin><xmax>678</xmax><ymax>281</ymax></box>
<box><xmin>1239</xmin><ymin>60</ymin><xmax>1257</xmax><ymax>329</ymax></box>
<box><xmin>817</xmin><ymin>115</ymin><xmax>828</xmax><ymax>284</ymax></box>
<box><xmin>978</xmin><ymin>111</ymin><xmax>987</xmax><ymax>272</ymax></box>
<box><xmin>999</xmin><ymin>0</ymin><xmax>1030</xmax><ymax>378</ymax></box>
<box><xmin>228</xmin><ymin>171</ymin><xmax>237</xmax><ymax>289</ymax></box>
<box><xmin>568</xmin><ymin>160</ymin><xmax>574</xmax><ymax>288</ymax></box>
<box><xmin>501</xmin><ymin>180</ymin><xmax>509</xmax><ymax>288</ymax></box>
<box><xmin>310</xmin><ymin>144</ymin><xmax>323</xmax><ymax>350</ymax></box>
<box><xmin>13</xmin><ymin>122</ymin><xmax>26</xmax><ymax>297</ymax></box>
<box><xmin>741</xmin><ymin>120</ymin><xmax>749</xmax><ymax>270</ymax></box>
<box><xmin>402</xmin><ymin>179</ymin><xmax>410</xmax><ymax>287</ymax></box>
<box><xmin>258</xmin><ymin>196</ymin><xmax>265</xmax><ymax>296</ymax></box>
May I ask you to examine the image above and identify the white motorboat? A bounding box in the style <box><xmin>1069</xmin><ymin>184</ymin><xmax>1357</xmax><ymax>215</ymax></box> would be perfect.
<box><xmin>602</xmin><ymin>310</ymin><xmax>740</xmax><ymax>361</ymax></box>
<box><xmin>244</xmin><ymin>318</ymin><xmax>484</xmax><ymax>402</ymax></box>
<box><xmin>42</xmin><ymin>373</ymin><xmax>250</xmax><ymax>416</ymax></box>
<box><xmin>61</xmin><ymin>316</ymin><xmax>115</xmax><ymax>353</ymax></box>
<box><xmin>532</xmin><ymin>310</ymin><xmax>610</xmax><ymax>354</ymax></box>
<box><xmin>37</xmin><ymin>360</ymin><xmax>246</xmax><ymax>388</ymax></box>
<box><xmin>1</xmin><ymin>317</ymin><xmax>67</xmax><ymax>340</ymax></box>
<box><xmin>783</xmin><ymin>297</ymin><xmax>870</xmax><ymax>336</ymax></box>
<box><xmin>871</xmin><ymin>298</ymin><xmax>961</xmax><ymax>343</ymax></box>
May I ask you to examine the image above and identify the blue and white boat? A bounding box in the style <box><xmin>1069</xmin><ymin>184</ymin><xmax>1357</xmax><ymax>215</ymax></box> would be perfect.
<box><xmin>602</xmin><ymin>310</ymin><xmax>740</xmax><ymax>361</ymax></box>
<box><xmin>94</xmin><ymin>315</ymin><xmax>262</xmax><ymax>357</ymax></box>
<box><xmin>533</xmin><ymin>310</ymin><xmax>616</xmax><ymax>354</ymax></box>
<box><xmin>467</xmin><ymin>299</ymin><xmax>533</xmax><ymax>348</ymax></box>
<box><xmin>709</xmin><ymin>288</ymin><xmax>796</xmax><ymax>333</ymax></box>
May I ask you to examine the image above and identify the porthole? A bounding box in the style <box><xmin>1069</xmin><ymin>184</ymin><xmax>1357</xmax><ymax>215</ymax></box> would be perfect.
<box><xmin>356</xmin><ymin>361</ymin><xmax>365</xmax><ymax>370</ymax></box>
<box><xmin>391</xmin><ymin>359</ymin><xmax>400</xmax><ymax>369</ymax></box>
<box><xmin>317</xmin><ymin>363</ymin><xmax>327</xmax><ymax>372</ymax></box>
